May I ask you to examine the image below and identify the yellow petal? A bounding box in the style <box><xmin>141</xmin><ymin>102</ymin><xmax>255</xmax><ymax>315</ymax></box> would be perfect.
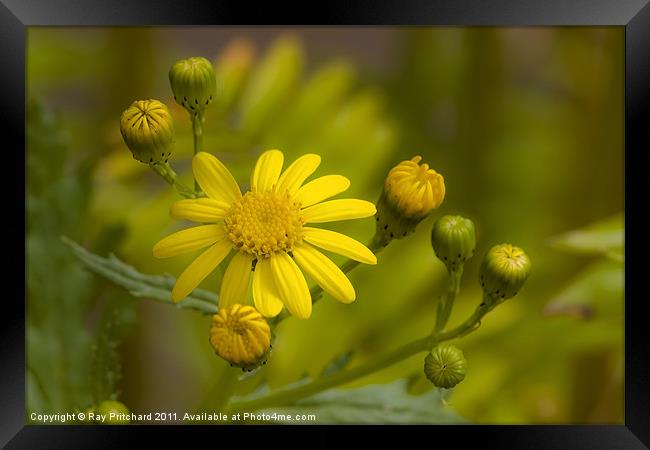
<box><xmin>252</xmin><ymin>258</ymin><xmax>284</xmax><ymax>317</ymax></box>
<box><xmin>219</xmin><ymin>251</ymin><xmax>253</xmax><ymax>308</ymax></box>
<box><xmin>301</xmin><ymin>199</ymin><xmax>376</xmax><ymax>223</ymax></box>
<box><xmin>171</xmin><ymin>239</ymin><xmax>232</xmax><ymax>302</ymax></box>
<box><xmin>170</xmin><ymin>198</ymin><xmax>231</xmax><ymax>223</ymax></box>
<box><xmin>251</xmin><ymin>149</ymin><xmax>284</xmax><ymax>193</ymax></box>
<box><xmin>292</xmin><ymin>243</ymin><xmax>355</xmax><ymax>303</ymax></box>
<box><xmin>275</xmin><ymin>154</ymin><xmax>321</xmax><ymax>195</ymax></box>
<box><xmin>294</xmin><ymin>175</ymin><xmax>350</xmax><ymax>208</ymax></box>
<box><xmin>192</xmin><ymin>152</ymin><xmax>242</xmax><ymax>204</ymax></box>
<box><xmin>153</xmin><ymin>225</ymin><xmax>226</xmax><ymax>258</ymax></box>
<box><xmin>269</xmin><ymin>252</ymin><xmax>312</xmax><ymax>319</ymax></box>
<box><xmin>303</xmin><ymin>227</ymin><xmax>377</xmax><ymax>265</ymax></box>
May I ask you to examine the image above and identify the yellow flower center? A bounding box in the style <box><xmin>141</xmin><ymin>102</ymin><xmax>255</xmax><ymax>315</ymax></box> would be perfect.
<box><xmin>224</xmin><ymin>191</ymin><xmax>304</xmax><ymax>258</ymax></box>
<box><xmin>495</xmin><ymin>244</ymin><xmax>528</xmax><ymax>270</ymax></box>
<box><xmin>210</xmin><ymin>304</ymin><xmax>271</xmax><ymax>368</ymax></box>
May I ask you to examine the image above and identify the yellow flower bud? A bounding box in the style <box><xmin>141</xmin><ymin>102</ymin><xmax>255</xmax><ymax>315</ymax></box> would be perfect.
<box><xmin>169</xmin><ymin>56</ymin><xmax>216</xmax><ymax>114</ymax></box>
<box><xmin>375</xmin><ymin>156</ymin><xmax>446</xmax><ymax>245</ymax></box>
<box><xmin>119</xmin><ymin>99</ymin><xmax>174</xmax><ymax>164</ymax></box>
<box><xmin>210</xmin><ymin>304</ymin><xmax>272</xmax><ymax>371</ymax></box>
<box><xmin>424</xmin><ymin>344</ymin><xmax>467</xmax><ymax>389</ymax></box>
<box><xmin>96</xmin><ymin>400</ymin><xmax>130</xmax><ymax>424</ymax></box>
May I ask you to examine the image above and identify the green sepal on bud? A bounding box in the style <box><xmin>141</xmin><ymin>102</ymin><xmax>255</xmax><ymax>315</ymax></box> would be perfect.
<box><xmin>479</xmin><ymin>243</ymin><xmax>531</xmax><ymax>302</ymax></box>
<box><xmin>96</xmin><ymin>400</ymin><xmax>130</xmax><ymax>424</ymax></box>
<box><xmin>169</xmin><ymin>56</ymin><xmax>217</xmax><ymax>114</ymax></box>
<box><xmin>374</xmin><ymin>190</ymin><xmax>424</xmax><ymax>245</ymax></box>
<box><xmin>120</xmin><ymin>99</ymin><xmax>175</xmax><ymax>164</ymax></box>
<box><xmin>424</xmin><ymin>344</ymin><xmax>467</xmax><ymax>389</ymax></box>
<box><xmin>431</xmin><ymin>215</ymin><xmax>476</xmax><ymax>272</ymax></box>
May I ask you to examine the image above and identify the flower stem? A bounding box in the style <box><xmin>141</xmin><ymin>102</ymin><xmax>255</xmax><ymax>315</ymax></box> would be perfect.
<box><xmin>191</xmin><ymin>111</ymin><xmax>204</xmax><ymax>192</ymax></box>
<box><xmin>226</xmin><ymin>337</ymin><xmax>430</xmax><ymax>415</ymax></box>
<box><xmin>225</xmin><ymin>299</ymin><xmax>492</xmax><ymax>414</ymax></box>
<box><xmin>149</xmin><ymin>162</ymin><xmax>197</xmax><ymax>199</ymax></box>
<box><xmin>435</xmin><ymin>266</ymin><xmax>463</xmax><ymax>332</ymax></box>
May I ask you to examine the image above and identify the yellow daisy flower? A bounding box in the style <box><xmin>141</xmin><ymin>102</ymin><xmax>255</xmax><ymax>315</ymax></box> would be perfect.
<box><xmin>153</xmin><ymin>150</ymin><xmax>378</xmax><ymax>319</ymax></box>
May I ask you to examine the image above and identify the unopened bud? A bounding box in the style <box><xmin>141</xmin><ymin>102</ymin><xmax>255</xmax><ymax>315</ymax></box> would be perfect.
<box><xmin>424</xmin><ymin>344</ymin><xmax>467</xmax><ymax>389</ymax></box>
<box><xmin>120</xmin><ymin>99</ymin><xmax>174</xmax><ymax>164</ymax></box>
<box><xmin>169</xmin><ymin>56</ymin><xmax>217</xmax><ymax>114</ymax></box>
<box><xmin>431</xmin><ymin>215</ymin><xmax>476</xmax><ymax>272</ymax></box>
<box><xmin>480</xmin><ymin>243</ymin><xmax>531</xmax><ymax>301</ymax></box>
<box><xmin>96</xmin><ymin>400</ymin><xmax>130</xmax><ymax>424</ymax></box>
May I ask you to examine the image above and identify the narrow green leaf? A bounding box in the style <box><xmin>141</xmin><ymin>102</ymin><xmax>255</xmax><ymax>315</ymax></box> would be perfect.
<box><xmin>61</xmin><ymin>236</ymin><xmax>219</xmax><ymax>315</ymax></box>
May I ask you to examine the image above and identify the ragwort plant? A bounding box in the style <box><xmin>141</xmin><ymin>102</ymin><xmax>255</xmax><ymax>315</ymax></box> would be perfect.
<box><xmin>68</xmin><ymin>48</ymin><xmax>531</xmax><ymax>423</ymax></box>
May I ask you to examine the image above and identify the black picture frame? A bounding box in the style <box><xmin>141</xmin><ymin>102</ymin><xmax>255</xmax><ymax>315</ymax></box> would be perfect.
<box><xmin>6</xmin><ymin>0</ymin><xmax>649</xmax><ymax>447</ymax></box>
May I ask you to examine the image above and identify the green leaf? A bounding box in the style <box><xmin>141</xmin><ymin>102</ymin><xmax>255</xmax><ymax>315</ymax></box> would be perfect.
<box><xmin>251</xmin><ymin>379</ymin><xmax>466</xmax><ymax>424</ymax></box>
<box><xmin>544</xmin><ymin>259</ymin><xmax>623</xmax><ymax>319</ymax></box>
<box><xmin>547</xmin><ymin>214</ymin><xmax>623</xmax><ymax>260</ymax></box>
<box><xmin>61</xmin><ymin>236</ymin><xmax>218</xmax><ymax>315</ymax></box>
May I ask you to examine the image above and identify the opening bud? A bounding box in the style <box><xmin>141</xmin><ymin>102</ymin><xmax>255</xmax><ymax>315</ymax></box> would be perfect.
<box><xmin>210</xmin><ymin>304</ymin><xmax>272</xmax><ymax>372</ymax></box>
<box><xmin>120</xmin><ymin>99</ymin><xmax>175</xmax><ymax>164</ymax></box>
<box><xmin>375</xmin><ymin>156</ymin><xmax>445</xmax><ymax>246</ymax></box>
<box><xmin>479</xmin><ymin>243</ymin><xmax>531</xmax><ymax>302</ymax></box>
<box><xmin>424</xmin><ymin>344</ymin><xmax>467</xmax><ymax>389</ymax></box>
<box><xmin>169</xmin><ymin>56</ymin><xmax>217</xmax><ymax>114</ymax></box>
<box><xmin>431</xmin><ymin>215</ymin><xmax>476</xmax><ymax>272</ymax></box>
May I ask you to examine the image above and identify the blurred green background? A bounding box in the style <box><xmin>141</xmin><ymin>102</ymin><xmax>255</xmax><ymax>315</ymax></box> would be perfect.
<box><xmin>26</xmin><ymin>27</ymin><xmax>624</xmax><ymax>424</ymax></box>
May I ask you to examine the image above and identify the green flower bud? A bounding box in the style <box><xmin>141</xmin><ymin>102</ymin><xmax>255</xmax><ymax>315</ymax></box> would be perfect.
<box><xmin>431</xmin><ymin>215</ymin><xmax>476</xmax><ymax>272</ymax></box>
<box><xmin>169</xmin><ymin>56</ymin><xmax>216</xmax><ymax>113</ymax></box>
<box><xmin>480</xmin><ymin>243</ymin><xmax>531</xmax><ymax>301</ymax></box>
<box><xmin>424</xmin><ymin>344</ymin><xmax>467</xmax><ymax>389</ymax></box>
<box><xmin>375</xmin><ymin>156</ymin><xmax>446</xmax><ymax>246</ymax></box>
<box><xmin>97</xmin><ymin>400</ymin><xmax>130</xmax><ymax>424</ymax></box>
<box><xmin>120</xmin><ymin>99</ymin><xmax>174</xmax><ymax>164</ymax></box>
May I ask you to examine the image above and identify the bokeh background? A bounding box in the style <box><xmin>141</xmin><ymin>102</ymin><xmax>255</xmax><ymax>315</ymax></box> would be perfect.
<box><xmin>26</xmin><ymin>27</ymin><xmax>624</xmax><ymax>424</ymax></box>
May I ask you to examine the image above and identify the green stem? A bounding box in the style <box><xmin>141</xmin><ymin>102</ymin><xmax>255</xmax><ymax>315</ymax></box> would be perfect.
<box><xmin>150</xmin><ymin>162</ymin><xmax>196</xmax><ymax>199</ymax></box>
<box><xmin>435</xmin><ymin>266</ymin><xmax>463</xmax><ymax>332</ymax></box>
<box><xmin>191</xmin><ymin>111</ymin><xmax>204</xmax><ymax>192</ymax></box>
<box><xmin>226</xmin><ymin>337</ymin><xmax>430</xmax><ymax>415</ymax></box>
<box><xmin>226</xmin><ymin>298</ymin><xmax>492</xmax><ymax>414</ymax></box>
